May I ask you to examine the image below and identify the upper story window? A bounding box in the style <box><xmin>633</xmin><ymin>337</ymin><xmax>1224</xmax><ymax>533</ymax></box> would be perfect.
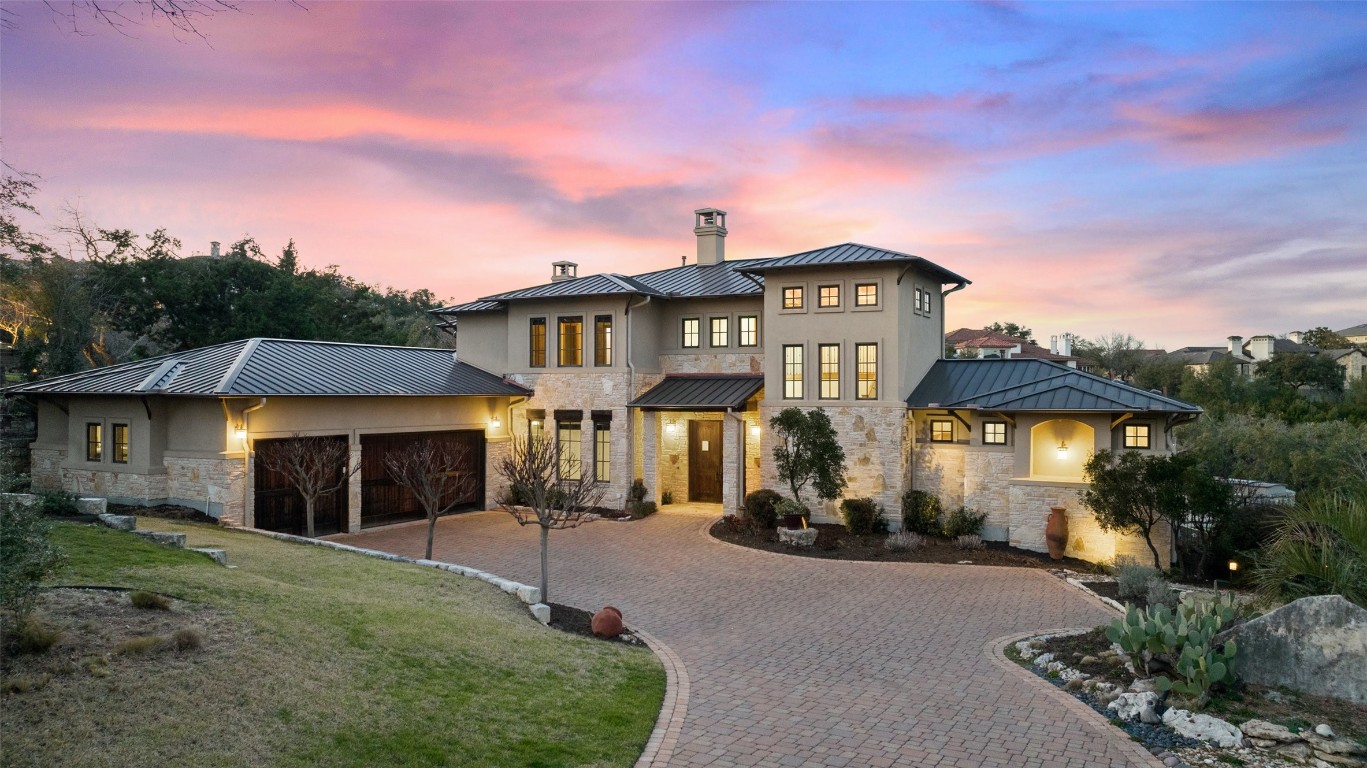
<box><xmin>86</xmin><ymin>423</ymin><xmax>103</xmax><ymax>462</ymax></box>
<box><xmin>818</xmin><ymin>285</ymin><xmax>840</xmax><ymax>308</ymax></box>
<box><xmin>983</xmin><ymin>421</ymin><xmax>1007</xmax><ymax>445</ymax></box>
<box><xmin>112</xmin><ymin>424</ymin><xmax>130</xmax><ymax>464</ymax></box>
<box><xmin>558</xmin><ymin>316</ymin><xmax>583</xmax><ymax>367</ymax></box>
<box><xmin>930</xmin><ymin>419</ymin><xmax>954</xmax><ymax>442</ymax></box>
<box><xmin>710</xmin><ymin>317</ymin><xmax>729</xmax><ymax>348</ymax></box>
<box><xmin>856</xmin><ymin>343</ymin><xmax>877</xmax><ymax>400</ymax></box>
<box><xmin>1124</xmin><ymin>424</ymin><xmax>1151</xmax><ymax>449</ymax></box>
<box><xmin>738</xmin><ymin>315</ymin><xmax>759</xmax><ymax>347</ymax></box>
<box><xmin>782</xmin><ymin>286</ymin><xmax>803</xmax><ymax>310</ymax></box>
<box><xmin>819</xmin><ymin>343</ymin><xmax>840</xmax><ymax>399</ymax></box>
<box><xmin>529</xmin><ymin>318</ymin><xmax>547</xmax><ymax>367</ymax></box>
<box><xmin>681</xmin><ymin>318</ymin><xmax>700</xmax><ymax>348</ymax></box>
<box><xmin>855</xmin><ymin>283</ymin><xmax>878</xmax><ymax>307</ymax></box>
<box><xmin>594</xmin><ymin>315</ymin><xmax>613</xmax><ymax>367</ymax></box>
<box><xmin>922</xmin><ymin>291</ymin><xmax>933</xmax><ymax>315</ymax></box>
<box><xmin>783</xmin><ymin>345</ymin><xmax>804</xmax><ymax>399</ymax></box>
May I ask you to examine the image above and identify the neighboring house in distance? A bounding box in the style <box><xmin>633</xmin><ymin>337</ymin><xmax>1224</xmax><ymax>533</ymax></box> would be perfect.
<box><xmin>8</xmin><ymin>339</ymin><xmax>529</xmax><ymax>535</ymax></box>
<box><xmin>1243</xmin><ymin>334</ymin><xmax>1365</xmax><ymax>383</ymax></box>
<box><xmin>944</xmin><ymin>327</ymin><xmax>1085</xmax><ymax>368</ymax></box>
<box><xmin>432</xmin><ymin>208</ymin><xmax>1199</xmax><ymax>566</ymax></box>
<box><xmin>1335</xmin><ymin>323</ymin><xmax>1367</xmax><ymax>346</ymax></box>
<box><xmin>1164</xmin><ymin>336</ymin><xmax>1256</xmax><ymax>378</ymax></box>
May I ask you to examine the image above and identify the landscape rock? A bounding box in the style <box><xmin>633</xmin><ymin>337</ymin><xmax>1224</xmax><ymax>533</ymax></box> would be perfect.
<box><xmin>1240</xmin><ymin>719</ymin><xmax>1302</xmax><ymax>743</ymax></box>
<box><xmin>1274</xmin><ymin>742</ymin><xmax>1315</xmax><ymax>761</ymax></box>
<box><xmin>1161</xmin><ymin>709</ymin><xmax>1244</xmax><ymax>748</ymax></box>
<box><xmin>777</xmin><ymin>527</ymin><xmax>818</xmax><ymax>548</ymax></box>
<box><xmin>189</xmin><ymin>547</ymin><xmax>228</xmax><ymax>566</ymax></box>
<box><xmin>1315</xmin><ymin>725</ymin><xmax>1336</xmax><ymax>739</ymax></box>
<box><xmin>1217</xmin><ymin>595</ymin><xmax>1367</xmax><ymax>705</ymax></box>
<box><xmin>591</xmin><ymin>606</ymin><xmax>624</xmax><ymax>638</ymax></box>
<box><xmin>529</xmin><ymin>603</ymin><xmax>551</xmax><ymax>625</ymax></box>
<box><xmin>131</xmin><ymin>530</ymin><xmax>186</xmax><ymax>548</ymax></box>
<box><xmin>1080</xmin><ymin>655</ymin><xmax>1099</xmax><ymax>665</ymax></box>
<box><xmin>1305</xmin><ymin>734</ymin><xmax>1367</xmax><ymax>757</ymax></box>
<box><xmin>1130</xmin><ymin>678</ymin><xmax>1157</xmax><ymax>693</ymax></box>
<box><xmin>1108</xmin><ymin>692</ymin><xmax>1160</xmax><ymax>724</ymax></box>
<box><xmin>97</xmin><ymin>513</ymin><xmax>137</xmax><ymax>531</ymax></box>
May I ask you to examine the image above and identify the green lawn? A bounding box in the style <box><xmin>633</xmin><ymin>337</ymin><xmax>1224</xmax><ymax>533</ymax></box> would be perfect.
<box><xmin>2</xmin><ymin>520</ymin><xmax>664</xmax><ymax>768</ymax></box>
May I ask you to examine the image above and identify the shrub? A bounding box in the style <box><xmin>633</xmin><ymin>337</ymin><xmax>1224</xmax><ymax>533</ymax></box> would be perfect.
<box><xmin>14</xmin><ymin>616</ymin><xmax>63</xmax><ymax>654</ymax></box>
<box><xmin>130</xmin><ymin>591</ymin><xmax>171</xmax><ymax>611</ymax></box>
<box><xmin>3</xmin><ymin>674</ymin><xmax>51</xmax><ymax>694</ymax></box>
<box><xmin>774</xmin><ymin>498</ymin><xmax>809</xmax><ymax>525</ymax></box>
<box><xmin>742</xmin><ymin>489</ymin><xmax>783</xmax><ymax>529</ymax></box>
<box><xmin>660</xmin><ymin>491</ymin><xmax>673</xmax><ymax>506</ymax></box>
<box><xmin>630</xmin><ymin>501</ymin><xmax>658</xmax><ymax>520</ymax></box>
<box><xmin>942</xmin><ymin>507</ymin><xmax>987</xmax><ymax>538</ymax></box>
<box><xmin>627</xmin><ymin>479</ymin><xmax>647</xmax><ymax>503</ymax></box>
<box><xmin>954</xmin><ymin>534</ymin><xmax>984</xmax><ymax>550</ymax></box>
<box><xmin>840</xmin><ymin>497</ymin><xmax>887</xmax><ymax>535</ymax></box>
<box><xmin>1146</xmin><ymin>576</ymin><xmax>1179</xmax><ymax>611</ymax></box>
<box><xmin>170</xmin><ymin>626</ymin><xmax>204</xmax><ymax>652</ymax></box>
<box><xmin>36</xmin><ymin>491</ymin><xmax>80</xmax><ymax>518</ymax></box>
<box><xmin>885</xmin><ymin>531</ymin><xmax>925</xmax><ymax>552</ymax></box>
<box><xmin>1254</xmin><ymin>491</ymin><xmax>1366</xmax><ymax>607</ymax></box>
<box><xmin>901</xmin><ymin>490</ymin><xmax>942</xmax><ymax>536</ymax></box>
<box><xmin>116</xmin><ymin>635</ymin><xmax>164</xmax><ymax>655</ymax></box>
<box><xmin>1114</xmin><ymin>557</ymin><xmax>1161</xmax><ymax>600</ymax></box>
<box><xmin>0</xmin><ymin>496</ymin><xmax>66</xmax><ymax>623</ymax></box>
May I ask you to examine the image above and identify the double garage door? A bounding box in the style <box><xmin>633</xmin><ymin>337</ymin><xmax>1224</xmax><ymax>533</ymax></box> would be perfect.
<box><xmin>254</xmin><ymin>430</ymin><xmax>485</xmax><ymax>536</ymax></box>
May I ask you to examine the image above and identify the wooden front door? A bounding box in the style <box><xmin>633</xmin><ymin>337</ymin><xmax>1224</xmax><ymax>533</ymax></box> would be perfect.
<box><xmin>688</xmin><ymin>420</ymin><xmax>723</xmax><ymax>503</ymax></box>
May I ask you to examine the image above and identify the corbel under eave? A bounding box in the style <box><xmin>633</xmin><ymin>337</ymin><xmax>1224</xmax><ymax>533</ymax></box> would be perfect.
<box><xmin>991</xmin><ymin>411</ymin><xmax>1016</xmax><ymax>428</ymax></box>
<box><xmin>1111</xmin><ymin>412</ymin><xmax>1135</xmax><ymax>430</ymax></box>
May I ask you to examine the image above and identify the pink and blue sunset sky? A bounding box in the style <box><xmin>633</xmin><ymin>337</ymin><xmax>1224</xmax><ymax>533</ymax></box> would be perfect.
<box><xmin>3</xmin><ymin>1</ymin><xmax>1364</xmax><ymax>350</ymax></box>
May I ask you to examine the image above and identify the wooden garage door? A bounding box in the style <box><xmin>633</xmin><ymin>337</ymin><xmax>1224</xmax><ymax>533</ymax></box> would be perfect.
<box><xmin>360</xmin><ymin>430</ymin><xmax>485</xmax><ymax>529</ymax></box>
<box><xmin>253</xmin><ymin>436</ymin><xmax>348</xmax><ymax>536</ymax></box>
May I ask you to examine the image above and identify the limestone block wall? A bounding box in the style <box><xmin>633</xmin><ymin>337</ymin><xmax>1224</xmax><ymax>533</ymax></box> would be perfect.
<box><xmin>1007</xmin><ymin>481</ymin><xmax>1171</xmax><ymax>569</ymax></box>
<box><xmin>911</xmin><ymin>443</ymin><xmax>965</xmax><ymax>512</ymax></box>
<box><xmin>29</xmin><ymin>447</ymin><xmax>66</xmax><ymax>491</ymax></box>
<box><xmin>164</xmin><ymin>456</ymin><xmax>246</xmax><ymax>525</ymax></box>
<box><xmin>656</xmin><ymin>410</ymin><xmax>724</xmax><ymax>504</ymax></box>
<box><xmin>510</xmin><ymin>371</ymin><xmax>635</xmax><ymax>508</ymax></box>
<box><xmin>484</xmin><ymin>438</ymin><xmax>512</xmax><ymax>509</ymax></box>
<box><xmin>660</xmin><ymin>353</ymin><xmax>763</xmax><ymax>375</ymax></box>
<box><xmin>62</xmin><ymin>466</ymin><xmax>169</xmax><ymax>506</ymax></box>
<box><xmin>963</xmin><ymin>450</ymin><xmax>1015</xmax><ymax>540</ymax></box>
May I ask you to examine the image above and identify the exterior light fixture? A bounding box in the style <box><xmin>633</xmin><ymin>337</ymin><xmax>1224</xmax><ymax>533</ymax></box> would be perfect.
<box><xmin>749</xmin><ymin>424</ymin><xmax>761</xmax><ymax>437</ymax></box>
<box><xmin>490</xmin><ymin>415</ymin><xmax>502</xmax><ymax>429</ymax></box>
<box><xmin>1056</xmin><ymin>440</ymin><xmax>1068</xmax><ymax>459</ymax></box>
<box><xmin>1228</xmin><ymin>560</ymin><xmax>1239</xmax><ymax>573</ymax></box>
<box><xmin>234</xmin><ymin>424</ymin><xmax>248</xmax><ymax>441</ymax></box>
<box><xmin>665</xmin><ymin>422</ymin><xmax>676</xmax><ymax>434</ymax></box>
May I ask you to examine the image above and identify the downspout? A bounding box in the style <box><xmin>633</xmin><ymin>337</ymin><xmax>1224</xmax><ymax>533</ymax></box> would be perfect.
<box><xmin>940</xmin><ymin>282</ymin><xmax>969</xmax><ymax>359</ymax></box>
<box><xmin>625</xmin><ymin>294</ymin><xmax>653</xmax><ymax>484</ymax></box>
<box><xmin>725</xmin><ymin>410</ymin><xmax>746</xmax><ymax>516</ymax></box>
<box><xmin>237</xmin><ymin>398</ymin><xmax>267</xmax><ymax>527</ymax></box>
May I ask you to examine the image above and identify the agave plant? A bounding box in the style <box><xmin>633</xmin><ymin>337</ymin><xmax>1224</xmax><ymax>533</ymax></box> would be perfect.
<box><xmin>1253</xmin><ymin>491</ymin><xmax>1366</xmax><ymax>608</ymax></box>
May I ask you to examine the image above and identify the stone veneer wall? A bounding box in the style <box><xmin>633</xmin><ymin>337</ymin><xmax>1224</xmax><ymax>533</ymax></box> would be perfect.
<box><xmin>484</xmin><ymin>438</ymin><xmax>512</xmax><ymax>509</ymax></box>
<box><xmin>59</xmin><ymin>466</ymin><xmax>169</xmax><ymax>505</ymax></box>
<box><xmin>962</xmin><ymin>450</ymin><xmax>1015</xmax><ymax>540</ymax></box>
<box><xmin>29</xmin><ymin>447</ymin><xmax>66</xmax><ymax>491</ymax></box>
<box><xmin>164</xmin><ymin>456</ymin><xmax>246</xmax><ymax>525</ymax></box>
<box><xmin>911</xmin><ymin>443</ymin><xmax>966</xmax><ymax>512</ymax></box>
<box><xmin>660</xmin><ymin>353</ymin><xmax>763</xmax><ymax>375</ymax></box>
<box><xmin>1007</xmin><ymin>481</ymin><xmax>1172</xmax><ymax>569</ymax></box>
<box><xmin>655</xmin><ymin>410</ymin><xmax>723</xmax><ymax>504</ymax></box>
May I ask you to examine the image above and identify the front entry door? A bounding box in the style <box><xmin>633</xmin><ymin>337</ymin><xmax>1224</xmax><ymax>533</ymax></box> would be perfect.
<box><xmin>688</xmin><ymin>420</ymin><xmax>723</xmax><ymax>503</ymax></box>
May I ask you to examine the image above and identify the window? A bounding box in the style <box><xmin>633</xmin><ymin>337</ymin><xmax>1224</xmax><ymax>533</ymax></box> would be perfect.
<box><xmin>594</xmin><ymin>421</ymin><xmax>611</xmax><ymax>482</ymax></box>
<box><xmin>710</xmin><ymin>316</ymin><xmax>729</xmax><ymax>348</ymax></box>
<box><xmin>558</xmin><ymin>422</ymin><xmax>582</xmax><ymax>481</ymax></box>
<box><xmin>914</xmin><ymin>287</ymin><xmax>933</xmax><ymax>315</ymax></box>
<box><xmin>529</xmin><ymin>318</ymin><xmax>546</xmax><ymax>367</ymax></box>
<box><xmin>782</xmin><ymin>286</ymin><xmax>803</xmax><ymax>309</ymax></box>
<box><xmin>856</xmin><ymin>343</ymin><xmax>877</xmax><ymax>400</ymax></box>
<box><xmin>681</xmin><ymin>318</ymin><xmax>700</xmax><ymax>348</ymax></box>
<box><xmin>529</xmin><ymin>417</ymin><xmax>544</xmax><ymax>442</ymax></box>
<box><xmin>86</xmin><ymin>423</ymin><xmax>102</xmax><ymax>462</ymax></box>
<box><xmin>783</xmin><ymin>345</ymin><xmax>804</xmax><ymax>399</ymax></box>
<box><xmin>983</xmin><ymin>421</ymin><xmax>1007</xmax><ymax>445</ymax></box>
<box><xmin>594</xmin><ymin>315</ymin><xmax>613</xmax><ymax>367</ymax></box>
<box><xmin>818</xmin><ymin>284</ymin><xmax>840</xmax><ymax>308</ymax></box>
<box><xmin>112</xmin><ymin>423</ymin><xmax>129</xmax><ymax>464</ymax></box>
<box><xmin>738</xmin><ymin>315</ymin><xmax>758</xmax><ymax>347</ymax></box>
<box><xmin>914</xmin><ymin>287</ymin><xmax>922</xmax><ymax>314</ymax></box>
<box><xmin>819</xmin><ymin>344</ymin><xmax>840</xmax><ymax>399</ymax></box>
<box><xmin>923</xmin><ymin>291</ymin><xmax>933</xmax><ymax>315</ymax></box>
<box><xmin>855</xmin><ymin>283</ymin><xmax>878</xmax><ymax>306</ymax></box>
<box><xmin>1124</xmin><ymin>424</ymin><xmax>1151</xmax><ymax>449</ymax></box>
<box><xmin>930</xmin><ymin>419</ymin><xmax>954</xmax><ymax>442</ymax></box>
<box><xmin>558</xmin><ymin>317</ymin><xmax>583</xmax><ymax>367</ymax></box>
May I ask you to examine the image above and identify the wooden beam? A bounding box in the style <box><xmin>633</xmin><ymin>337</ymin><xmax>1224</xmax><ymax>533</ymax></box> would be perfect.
<box><xmin>1111</xmin><ymin>412</ymin><xmax>1135</xmax><ymax>430</ymax></box>
<box><xmin>991</xmin><ymin>411</ymin><xmax>1016</xmax><ymax>428</ymax></box>
<box><xmin>949</xmin><ymin>410</ymin><xmax>972</xmax><ymax>431</ymax></box>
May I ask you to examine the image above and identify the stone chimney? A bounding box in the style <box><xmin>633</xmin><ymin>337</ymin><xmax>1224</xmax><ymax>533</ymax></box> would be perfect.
<box><xmin>1227</xmin><ymin>336</ymin><xmax>1243</xmax><ymax>357</ymax></box>
<box><xmin>550</xmin><ymin>261</ymin><xmax>578</xmax><ymax>283</ymax></box>
<box><xmin>1287</xmin><ymin>330</ymin><xmax>1303</xmax><ymax>344</ymax></box>
<box><xmin>210</xmin><ymin>240</ymin><xmax>221</xmax><ymax>258</ymax></box>
<box><xmin>1248</xmin><ymin>335</ymin><xmax>1276</xmax><ymax>361</ymax></box>
<box><xmin>693</xmin><ymin>207</ymin><xmax>727</xmax><ymax>266</ymax></box>
<box><xmin>1061</xmin><ymin>333</ymin><xmax>1073</xmax><ymax>356</ymax></box>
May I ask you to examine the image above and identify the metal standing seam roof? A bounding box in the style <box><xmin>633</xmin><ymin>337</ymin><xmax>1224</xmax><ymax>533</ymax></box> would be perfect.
<box><xmin>628</xmin><ymin>374</ymin><xmax>764</xmax><ymax>410</ymax></box>
<box><xmin>5</xmin><ymin>338</ymin><xmax>530</xmax><ymax>398</ymax></box>
<box><xmin>737</xmin><ymin>242</ymin><xmax>970</xmax><ymax>285</ymax></box>
<box><xmin>906</xmin><ymin>359</ymin><xmax>1201</xmax><ymax>413</ymax></box>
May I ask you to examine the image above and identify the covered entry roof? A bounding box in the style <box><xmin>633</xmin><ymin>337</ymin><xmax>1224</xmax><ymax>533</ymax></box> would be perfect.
<box><xmin>906</xmin><ymin>359</ymin><xmax>1201</xmax><ymax>413</ymax></box>
<box><xmin>629</xmin><ymin>374</ymin><xmax>763</xmax><ymax>410</ymax></box>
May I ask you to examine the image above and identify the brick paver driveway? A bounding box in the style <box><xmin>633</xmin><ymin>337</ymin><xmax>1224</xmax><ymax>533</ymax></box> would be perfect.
<box><xmin>336</xmin><ymin>505</ymin><xmax>1154</xmax><ymax>768</ymax></box>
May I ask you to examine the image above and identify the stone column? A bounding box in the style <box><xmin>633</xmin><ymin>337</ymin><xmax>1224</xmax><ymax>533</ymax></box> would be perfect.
<box><xmin>243</xmin><ymin>450</ymin><xmax>256</xmax><ymax>528</ymax></box>
<box><xmin>641</xmin><ymin>410</ymin><xmax>661</xmax><ymax>504</ymax></box>
<box><xmin>722</xmin><ymin>414</ymin><xmax>741</xmax><ymax>517</ymax></box>
<box><xmin>347</xmin><ymin>437</ymin><xmax>363</xmax><ymax>533</ymax></box>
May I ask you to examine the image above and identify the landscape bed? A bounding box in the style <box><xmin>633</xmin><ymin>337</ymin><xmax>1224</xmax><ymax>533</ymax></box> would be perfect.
<box><xmin>1</xmin><ymin>520</ymin><xmax>665</xmax><ymax>768</ymax></box>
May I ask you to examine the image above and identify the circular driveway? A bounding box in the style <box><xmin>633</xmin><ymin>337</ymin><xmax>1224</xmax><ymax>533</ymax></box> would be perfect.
<box><xmin>336</xmin><ymin>505</ymin><xmax>1157</xmax><ymax>768</ymax></box>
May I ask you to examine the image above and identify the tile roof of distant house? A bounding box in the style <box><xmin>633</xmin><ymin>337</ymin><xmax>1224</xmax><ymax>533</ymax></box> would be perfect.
<box><xmin>737</xmin><ymin>242</ymin><xmax>970</xmax><ymax>285</ymax></box>
<box><xmin>1164</xmin><ymin>347</ymin><xmax>1250</xmax><ymax>366</ymax></box>
<box><xmin>907</xmin><ymin>359</ymin><xmax>1201</xmax><ymax>413</ymax></box>
<box><xmin>1335</xmin><ymin>322</ymin><xmax>1367</xmax><ymax>337</ymax></box>
<box><xmin>627</xmin><ymin>374</ymin><xmax>765</xmax><ymax>410</ymax></box>
<box><xmin>1244</xmin><ymin>338</ymin><xmax>1318</xmax><ymax>355</ymax></box>
<box><xmin>944</xmin><ymin>328</ymin><xmax>1080</xmax><ymax>362</ymax></box>
<box><xmin>4</xmin><ymin>338</ymin><xmax>529</xmax><ymax>398</ymax></box>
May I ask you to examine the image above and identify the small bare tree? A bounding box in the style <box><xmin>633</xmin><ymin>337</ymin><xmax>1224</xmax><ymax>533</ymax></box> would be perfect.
<box><xmin>258</xmin><ymin>434</ymin><xmax>357</xmax><ymax>538</ymax></box>
<box><xmin>496</xmin><ymin>436</ymin><xmax>604</xmax><ymax>603</ymax></box>
<box><xmin>384</xmin><ymin>438</ymin><xmax>479</xmax><ymax>561</ymax></box>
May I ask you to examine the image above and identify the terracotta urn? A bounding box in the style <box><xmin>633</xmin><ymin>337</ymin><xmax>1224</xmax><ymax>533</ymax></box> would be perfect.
<box><xmin>1045</xmin><ymin>507</ymin><xmax>1068</xmax><ymax>560</ymax></box>
<box><xmin>591</xmin><ymin>606</ymin><xmax>624</xmax><ymax>638</ymax></box>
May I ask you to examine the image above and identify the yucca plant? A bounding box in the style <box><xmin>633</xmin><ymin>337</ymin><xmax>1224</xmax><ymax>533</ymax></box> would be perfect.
<box><xmin>1253</xmin><ymin>491</ymin><xmax>1366</xmax><ymax>608</ymax></box>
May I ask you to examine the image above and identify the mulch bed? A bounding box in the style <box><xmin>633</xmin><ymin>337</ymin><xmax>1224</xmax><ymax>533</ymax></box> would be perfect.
<box><xmin>546</xmin><ymin>603</ymin><xmax>644</xmax><ymax>646</ymax></box>
<box><xmin>710</xmin><ymin>520</ymin><xmax>1105</xmax><ymax>571</ymax></box>
<box><xmin>107</xmin><ymin>503</ymin><xmax>218</xmax><ymax>524</ymax></box>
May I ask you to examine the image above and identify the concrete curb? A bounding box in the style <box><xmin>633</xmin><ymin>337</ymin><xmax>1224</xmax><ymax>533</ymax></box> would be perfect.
<box><xmin>1063</xmin><ymin>575</ymin><xmax>1128</xmax><ymax>614</ymax></box>
<box><xmin>986</xmin><ymin>628</ymin><xmax>1166</xmax><ymax>768</ymax></box>
<box><xmin>632</xmin><ymin>626</ymin><xmax>689</xmax><ymax>768</ymax></box>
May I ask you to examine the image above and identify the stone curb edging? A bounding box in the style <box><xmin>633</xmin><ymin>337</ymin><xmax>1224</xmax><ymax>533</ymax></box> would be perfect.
<box><xmin>986</xmin><ymin>628</ymin><xmax>1167</xmax><ymax>768</ymax></box>
<box><xmin>241</xmin><ymin>528</ymin><xmax>548</xmax><ymax>621</ymax></box>
<box><xmin>1062</xmin><ymin>575</ymin><xmax>1128</xmax><ymax>614</ymax></box>
<box><xmin>631</xmin><ymin>626</ymin><xmax>689</xmax><ymax>768</ymax></box>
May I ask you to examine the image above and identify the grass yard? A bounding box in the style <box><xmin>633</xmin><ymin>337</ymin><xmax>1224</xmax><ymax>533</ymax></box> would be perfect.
<box><xmin>1</xmin><ymin>520</ymin><xmax>664</xmax><ymax>768</ymax></box>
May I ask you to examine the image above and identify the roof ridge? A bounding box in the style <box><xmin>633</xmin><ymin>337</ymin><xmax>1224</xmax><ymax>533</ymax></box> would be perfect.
<box><xmin>215</xmin><ymin>338</ymin><xmax>262</xmax><ymax>394</ymax></box>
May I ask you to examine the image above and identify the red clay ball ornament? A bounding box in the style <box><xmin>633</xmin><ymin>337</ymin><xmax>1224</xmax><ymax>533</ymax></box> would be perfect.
<box><xmin>592</xmin><ymin>606</ymin><xmax>624</xmax><ymax>638</ymax></box>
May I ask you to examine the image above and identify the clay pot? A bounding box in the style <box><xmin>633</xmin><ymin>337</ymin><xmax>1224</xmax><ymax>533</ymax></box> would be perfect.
<box><xmin>591</xmin><ymin>606</ymin><xmax>624</xmax><ymax>638</ymax></box>
<box><xmin>782</xmin><ymin>513</ymin><xmax>806</xmax><ymax>530</ymax></box>
<box><xmin>1045</xmin><ymin>507</ymin><xmax>1068</xmax><ymax>561</ymax></box>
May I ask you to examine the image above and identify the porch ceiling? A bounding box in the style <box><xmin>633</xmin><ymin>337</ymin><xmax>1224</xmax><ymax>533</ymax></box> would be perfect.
<box><xmin>628</xmin><ymin>374</ymin><xmax>763</xmax><ymax>411</ymax></box>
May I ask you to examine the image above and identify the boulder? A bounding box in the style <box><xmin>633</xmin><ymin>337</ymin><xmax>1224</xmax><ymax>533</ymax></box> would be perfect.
<box><xmin>1240</xmin><ymin>719</ymin><xmax>1302</xmax><ymax>743</ymax></box>
<box><xmin>98</xmin><ymin>513</ymin><xmax>137</xmax><ymax>531</ymax></box>
<box><xmin>591</xmin><ymin>606</ymin><xmax>624</xmax><ymax>638</ymax></box>
<box><xmin>1218</xmin><ymin>595</ymin><xmax>1367</xmax><ymax>705</ymax></box>
<box><xmin>777</xmin><ymin>527</ymin><xmax>818</xmax><ymax>548</ymax></box>
<box><xmin>1107</xmin><ymin>692</ymin><xmax>1159</xmax><ymax>724</ymax></box>
<box><xmin>1160</xmin><ymin>708</ymin><xmax>1244</xmax><ymax>748</ymax></box>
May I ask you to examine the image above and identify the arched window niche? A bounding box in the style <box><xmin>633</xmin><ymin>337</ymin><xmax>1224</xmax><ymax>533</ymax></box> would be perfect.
<box><xmin>1029</xmin><ymin>419</ymin><xmax>1093</xmax><ymax>481</ymax></box>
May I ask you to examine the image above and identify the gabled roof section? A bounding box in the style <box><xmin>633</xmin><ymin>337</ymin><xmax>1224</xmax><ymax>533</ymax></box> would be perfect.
<box><xmin>1164</xmin><ymin>347</ymin><xmax>1250</xmax><ymax>366</ymax></box>
<box><xmin>630</xmin><ymin>259</ymin><xmax>767</xmax><ymax>298</ymax></box>
<box><xmin>480</xmin><ymin>272</ymin><xmax>666</xmax><ymax>302</ymax></box>
<box><xmin>436</xmin><ymin>299</ymin><xmax>504</xmax><ymax>314</ymax></box>
<box><xmin>628</xmin><ymin>374</ymin><xmax>764</xmax><ymax>410</ymax></box>
<box><xmin>738</xmin><ymin>242</ymin><xmax>970</xmax><ymax>285</ymax></box>
<box><xmin>6</xmin><ymin>339</ymin><xmax>529</xmax><ymax>398</ymax></box>
<box><xmin>907</xmin><ymin>359</ymin><xmax>1200</xmax><ymax>414</ymax></box>
<box><xmin>1334</xmin><ymin>322</ymin><xmax>1367</xmax><ymax>337</ymax></box>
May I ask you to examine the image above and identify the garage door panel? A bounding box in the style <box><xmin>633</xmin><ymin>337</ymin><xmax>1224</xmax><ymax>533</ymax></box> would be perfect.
<box><xmin>253</xmin><ymin>436</ymin><xmax>348</xmax><ymax>536</ymax></box>
<box><xmin>360</xmin><ymin>430</ymin><xmax>485</xmax><ymax>529</ymax></box>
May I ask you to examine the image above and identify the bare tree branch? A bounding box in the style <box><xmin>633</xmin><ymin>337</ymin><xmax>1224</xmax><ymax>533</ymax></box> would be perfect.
<box><xmin>383</xmin><ymin>438</ymin><xmax>479</xmax><ymax>561</ymax></box>
<box><xmin>258</xmin><ymin>434</ymin><xmax>357</xmax><ymax>538</ymax></box>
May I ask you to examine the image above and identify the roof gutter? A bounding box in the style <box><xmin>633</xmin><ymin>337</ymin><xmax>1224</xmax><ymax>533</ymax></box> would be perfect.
<box><xmin>940</xmin><ymin>281</ymin><xmax>969</xmax><ymax>359</ymax></box>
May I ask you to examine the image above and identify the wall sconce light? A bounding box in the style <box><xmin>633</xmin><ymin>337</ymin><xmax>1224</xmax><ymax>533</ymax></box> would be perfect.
<box><xmin>1056</xmin><ymin>440</ymin><xmax>1069</xmax><ymax>459</ymax></box>
<box><xmin>749</xmin><ymin>424</ymin><xmax>761</xmax><ymax>437</ymax></box>
<box><xmin>234</xmin><ymin>423</ymin><xmax>248</xmax><ymax>441</ymax></box>
<box><xmin>665</xmin><ymin>422</ymin><xmax>676</xmax><ymax>434</ymax></box>
<box><xmin>490</xmin><ymin>415</ymin><xmax>502</xmax><ymax>430</ymax></box>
